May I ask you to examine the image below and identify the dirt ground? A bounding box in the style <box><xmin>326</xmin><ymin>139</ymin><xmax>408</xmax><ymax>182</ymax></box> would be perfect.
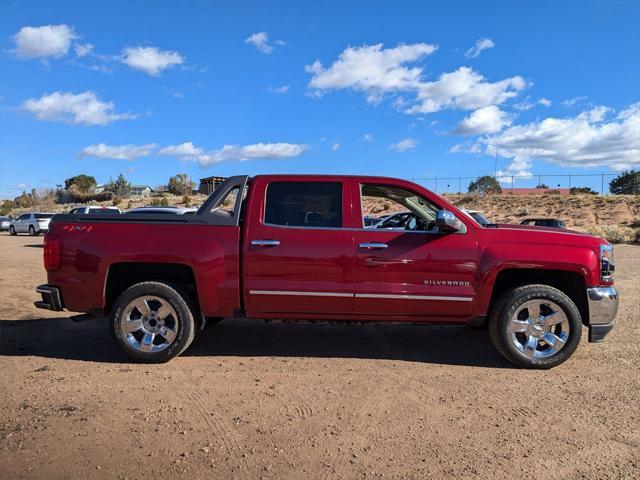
<box><xmin>1</xmin><ymin>234</ymin><xmax>638</xmax><ymax>480</ymax></box>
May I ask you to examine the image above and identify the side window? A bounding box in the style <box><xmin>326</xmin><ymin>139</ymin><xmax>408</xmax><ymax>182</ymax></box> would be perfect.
<box><xmin>360</xmin><ymin>184</ymin><xmax>440</xmax><ymax>232</ymax></box>
<box><xmin>18</xmin><ymin>214</ymin><xmax>29</xmax><ymax>221</ymax></box>
<box><xmin>265</xmin><ymin>182</ymin><xmax>343</xmax><ymax>228</ymax></box>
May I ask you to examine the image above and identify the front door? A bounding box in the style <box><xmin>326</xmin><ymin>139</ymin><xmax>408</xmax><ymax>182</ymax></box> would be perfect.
<box><xmin>352</xmin><ymin>181</ymin><xmax>478</xmax><ymax>319</ymax></box>
<box><xmin>243</xmin><ymin>178</ymin><xmax>354</xmax><ymax>316</ymax></box>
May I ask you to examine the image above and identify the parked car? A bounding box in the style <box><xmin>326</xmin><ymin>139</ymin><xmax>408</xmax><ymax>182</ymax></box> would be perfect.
<box><xmin>9</xmin><ymin>213</ymin><xmax>54</xmax><ymax>236</ymax></box>
<box><xmin>0</xmin><ymin>216</ymin><xmax>12</xmax><ymax>231</ymax></box>
<box><xmin>520</xmin><ymin>218</ymin><xmax>566</xmax><ymax>229</ymax></box>
<box><xmin>68</xmin><ymin>206</ymin><xmax>121</xmax><ymax>215</ymax></box>
<box><xmin>461</xmin><ymin>209</ymin><xmax>491</xmax><ymax>226</ymax></box>
<box><xmin>35</xmin><ymin>175</ymin><xmax>618</xmax><ymax>368</ymax></box>
<box><xmin>124</xmin><ymin>207</ymin><xmax>197</xmax><ymax>215</ymax></box>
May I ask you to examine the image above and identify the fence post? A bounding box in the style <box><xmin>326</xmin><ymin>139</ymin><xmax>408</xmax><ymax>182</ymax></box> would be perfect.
<box><xmin>458</xmin><ymin>177</ymin><xmax>462</xmax><ymax>194</ymax></box>
<box><xmin>511</xmin><ymin>176</ymin><xmax>514</xmax><ymax>192</ymax></box>
<box><xmin>435</xmin><ymin>177</ymin><xmax>438</xmax><ymax>194</ymax></box>
<box><xmin>568</xmin><ymin>174</ymin><xmax>572</xmax><ymax>190</ymax></box>
<box><xmin>601</xmin><ymin>174</ymin><xmax>604</xmax><ymax>195</ymax></box>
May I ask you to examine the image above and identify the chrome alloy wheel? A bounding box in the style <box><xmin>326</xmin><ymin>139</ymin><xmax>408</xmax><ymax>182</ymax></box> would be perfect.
<box><xmin>120</xmin><ymin>296</ymin><xmax>179</xmax><ymax>353</ymax></box>
<box><xmin>508</xmin><ymin>299</ymin><xmax>570</xmax><ymax>359</ymax></box>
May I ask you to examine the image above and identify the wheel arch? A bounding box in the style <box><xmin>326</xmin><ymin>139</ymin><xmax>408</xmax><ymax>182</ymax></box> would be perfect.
<box><xmin>104</xmin><ymin>262</ymin><xmax>200</xmax><ymax>318</ymax></box>
<box><xmin>487</xmin><ymin>268</ymin><xmax>589</xmax><ymax>325</ymax></box>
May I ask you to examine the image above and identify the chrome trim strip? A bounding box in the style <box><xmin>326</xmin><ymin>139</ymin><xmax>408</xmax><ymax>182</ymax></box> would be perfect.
<box><xmin>249</xmin><ymin>290</ymin><xmax>353</xmax><ymax>298</ymax></box>
<box><xmin>249</xmin><ymin>290</ymin><xmax>473</xmax><ymax>302</ymax></box>
<box><xmin>355</xmin><ymin>293</ymin><xmax>473</xmax><ymax>302</ymax></box>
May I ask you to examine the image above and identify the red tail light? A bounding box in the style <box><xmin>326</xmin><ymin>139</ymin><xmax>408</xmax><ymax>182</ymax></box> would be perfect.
<box><xmin>43</xmin><ymin>235</ymin><xmax>61</xmax><ymax>271</ymax></box>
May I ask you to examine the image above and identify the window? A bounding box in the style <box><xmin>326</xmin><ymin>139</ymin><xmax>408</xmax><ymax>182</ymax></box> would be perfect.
<box><xmin>360</xmin><ymin>184</ymin><xmax>440</xmax><ymax>232</ymax></box>
<box><xmin>265</xmin><ymin>182</ymin><xmax>342</xmax><ymax>228</ymax></box>
<box><xmin>35</xmin><ymin>213</ymin><xmax>53</xmax><ymax>219</ymax></box>
<box><xmin>18</xmin><ymin>214</ymin><xmax>30</xmax><ymax>221</ymax></box>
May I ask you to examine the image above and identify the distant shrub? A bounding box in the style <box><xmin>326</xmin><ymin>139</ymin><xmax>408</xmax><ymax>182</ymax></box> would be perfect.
<box><xmin>1</xmin><ymin>200</ymin><xmax>15</xmax><ymax>216</ymax></box>
<box><xmin>570</xmin><ymin>186</ymin><xmax>597</xmax><ymax>195</ymax></box>
<box><xmin>112</xmin><ymin>196</ymin><xmax>122</xmax><ymax>206</ymax></box>
<box><xmin>543</xmin><ymin>189</ymin><xmax>561</xmax><ymax>194</ymax></box>
<box><xmin>182</xmin><ymin>195</ymin><xmax>191</xmax><ymax>206</ymax></box>
<box><xmin>382</xmin><ymin>202</ymin><xmax>390</xmax><ymax>211</ymax></box>
<box><xmin>126</xmin><ymin>200</ymin><xmax>133</xmax><ymax>209</ymax></box>
<box><xmin>585</xmin><ymin>225</ymin><xmax>636</xmax><ymax>243</ymax></box>
<box><xmin>59</xmin><ymin>186</ymin><xmax>113</xmax><ymax>204</ymax></box>
<box><xmin>160</xmin><ymin>197</ymin><xmax>169</xmax><ymax>206</ymax></box>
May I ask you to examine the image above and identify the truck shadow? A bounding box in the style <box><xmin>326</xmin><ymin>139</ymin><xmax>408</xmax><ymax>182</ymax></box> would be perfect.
<box><xmin>0</xmin><ymin>317</ymin><xmax>510</xmax><ymax>368</ymax></box>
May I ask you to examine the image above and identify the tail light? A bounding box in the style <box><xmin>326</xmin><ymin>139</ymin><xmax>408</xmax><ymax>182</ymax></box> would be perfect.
<box><xmin>43</xmin><ymin>235</ymin><xmax>61</xmax><ymax>271</ymax></box>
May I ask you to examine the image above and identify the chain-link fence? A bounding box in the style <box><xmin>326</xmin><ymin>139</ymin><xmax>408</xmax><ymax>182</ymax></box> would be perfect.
<box><xmin>410</xmin><ymin>173</ymin><xmax>619</xmax><ymax>194</ymax></box>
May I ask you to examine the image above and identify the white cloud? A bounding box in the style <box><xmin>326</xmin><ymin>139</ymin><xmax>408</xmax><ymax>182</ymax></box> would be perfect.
<box><xmin>465</xmin><ymin>38</ymin><xmax>495</xmax><ymax>58</ymax></box>
<box><xmin>158</xmin><ymin>142</ymin><xmax>204</xmax><ymax>158</ymax></box>
<box><xmin>21</xmin><ymin>91</ymin><xmax>136</xmax><ymax>126</ymax></box>
<box><xmin>245</xmin><ymin>32</ymin><xmax>279</xmax><ymax>54</ymax></box>
<box><xmin>331</xmin><ymin>143</ymin><xmax>341</xmax><ymax>151</ymax></box>
<box><xmin>407</xmin><ymin>67</ymin><xmax>527</xmax><ymax>114</ymax></box>
<box><xmin>121</xmin><ymin>46</ymin><xmax>184</xmax><ymax>76</ymax></box>
<box><xmin>480</xmin><ymin>103</ymin><xmax>640</xmax><ymax>175</ymax></box>
<box><xmin>16</xmin><ymin>183</ymin><xmax>30</xmax><ymax>190</ymax></box>
<box><xmin>514</xmin><ymin>97</ymin><xmax>553</xmax><ymax>111</ymax></box>
<box><xmin>306</xmin><ymin>43</ymin><xmax>437</xmax><ymax>97</ymax></box>
<box><xmin>268</xmin><ymin>85</ymin><xmax>290</xmax><ymax>94</ymax></box>
<box><xmin>74</xmin><ymin>43</ymin><xmax>94</xmax><ymax>57</ymax></box>
<box><xmin>561</xmin><ymin>96</ymin><xmax>587</xmax><ymax>107</ymax></box>
<box><xmin>389</xmin><ymin>138</ymin><xmax>418</xmax><ymax>152</ymax></box>
<box><xmin>12</xmin><ymin>24</ymin><xmax>77</xmax><ymax>59</ymax></box>
<box><xmin>78</xmin><ymin>143</ymin><xmax>157</xmax><ymax>160</ymax></box>
<box><xmin>160</xmin><ymin>142</ymin><xmax>308</xmax><ymax>166</ymax></box>
<box><xmin>361</xmin><ymin>133</ymin><xmax>374</xmax><ymax>142</ymax></box>
<box><xmin>305</xmin><ymin>44</ymin><xmax>527</xmax><ymax>115</ymax></box>
<box><xmin>454</xmin><ymin>105</ymin><xmax>512</xmax><ymax>135</ymax></box>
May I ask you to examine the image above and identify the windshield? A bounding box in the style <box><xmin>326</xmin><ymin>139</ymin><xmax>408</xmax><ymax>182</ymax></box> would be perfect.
<box><xmin>89</xmin><ymin>208</ymin><xmax>119</xmax><ymax>214</ymax></box>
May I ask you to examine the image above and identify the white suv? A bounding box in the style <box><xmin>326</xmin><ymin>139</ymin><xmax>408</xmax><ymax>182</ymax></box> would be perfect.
<box><xmin>9</xmin><ymin>213</ymin><xmax>54</xmax><ymax>236</ymax></box>
<box><xmin>68</xmin><ymin>206</ymin><xmax>121</xmax><ymax>214</ymax></box>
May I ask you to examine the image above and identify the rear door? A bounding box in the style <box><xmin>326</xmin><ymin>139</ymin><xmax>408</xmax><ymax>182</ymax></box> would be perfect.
<box><xmin>351</xmin><ymin>180</ymin><xmax>479</xmax><ymax>319</ymax></box>
<box><xmin>243</xmin><ymin>177</ymin><xmax>355</xmax><ymax>316</ymax></box>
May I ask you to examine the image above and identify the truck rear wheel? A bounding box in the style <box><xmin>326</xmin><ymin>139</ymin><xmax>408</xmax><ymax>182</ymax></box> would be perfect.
<box><xmin>110</xmin><ymin>281</ymin><xmax>196</xmax><ymax>363</ymax></box>
<box><xmin>488</xmin><ymin>284</ymin><xmax>582</xmax><ymax>369</ymax></box>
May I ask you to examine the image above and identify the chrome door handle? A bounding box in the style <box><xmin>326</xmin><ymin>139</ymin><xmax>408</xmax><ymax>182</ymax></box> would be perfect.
<box><xmin>251</xmin><ymin>239</ymin><xmax>280</xmax><ymax>247</ymax></box>
<box><xmin>359</xmin><ymin>242</ymin><xmax>389</xmax><ymax>249</ymax></box>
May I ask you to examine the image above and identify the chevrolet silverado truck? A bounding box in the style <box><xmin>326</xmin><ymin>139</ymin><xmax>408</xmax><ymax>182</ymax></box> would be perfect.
<box><xmin>35</xmin><ymin>175</ymin><xmax>619</xmax><ymax>368</ymax></box>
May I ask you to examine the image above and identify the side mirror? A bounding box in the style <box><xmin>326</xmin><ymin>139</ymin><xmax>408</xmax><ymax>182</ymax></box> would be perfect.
<box><xmin>436</xmin><ymin>210</ymin><xmax>465</xmax><ymax>233</ymax></box>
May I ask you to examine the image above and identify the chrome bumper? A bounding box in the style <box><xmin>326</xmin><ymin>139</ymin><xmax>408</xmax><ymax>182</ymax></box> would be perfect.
<box><xmin>586</xmin><ymin>286</ymin><xmax>618</xmax><ymax>343</ymax></box>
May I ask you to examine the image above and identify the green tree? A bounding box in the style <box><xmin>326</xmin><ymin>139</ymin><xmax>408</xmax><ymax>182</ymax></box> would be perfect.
<box><xmin>167</xmin><ymin>173</ymin><xmax>195</xmax><ymax>195</ymax></box>
<box><xmin>535</xmin><ymin>183</ymin><xmax>549</xmax><ymax>189</ymax></box>
<box><xmin>106</xmin><ymin>173</ymin><xmax>131</xmax><ymax>197</ymax></box>
<box><xmin>64</xmin><ymin>174</ymin><xmax>97</xmax><ymax>193</ymax></box>
<box><xmin>468</xmin><ymin>176</ymin><xmax>502</xmax><ymax>195</ymax></box>
<box><xmin>609</xmin><ymin>170</ymin><xmax>640</xmax><ymax>195</ymax></box>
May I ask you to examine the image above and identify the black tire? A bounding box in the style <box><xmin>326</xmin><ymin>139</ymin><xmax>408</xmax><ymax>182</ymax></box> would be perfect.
<box><xmin>29</xmin><ymin>225</ymin><xmax>36</xmax><ymax>236</ymax></box>
<box><xmin>488</xmin><ymin>284</ymin><xmax>582</xmax><ymax>369</ymax></box>
<box><xmin>110</xmin><ymin>281</ymin><xmax>196</xmax><ymax>363</ymax></box>
<box><xmin>9</xmin><ymin>226</ymin><xmax>16</xmax><ymax>236</ymax></box>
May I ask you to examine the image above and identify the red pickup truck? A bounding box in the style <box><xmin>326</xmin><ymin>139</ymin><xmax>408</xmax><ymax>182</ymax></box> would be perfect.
<box><xmin>35</xmin><ymin>175</ymin><xmax>619</xmax><ymax>368</ymax></box>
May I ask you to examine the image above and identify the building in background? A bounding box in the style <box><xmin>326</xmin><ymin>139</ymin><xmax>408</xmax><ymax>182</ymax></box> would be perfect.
<box><xmin>130</xmin><ymin>185</ymin><xmax>153</xmax><ymax>198</ymax></box>
<box><xmin>199</xmin><ymin>176</ymin><xmax>228</xmax><ymax>195</ymax></box>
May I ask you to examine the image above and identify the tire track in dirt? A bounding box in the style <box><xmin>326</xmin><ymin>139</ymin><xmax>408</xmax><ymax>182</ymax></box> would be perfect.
<box><xmin>182</xmin><ymin>390</ymin><xmax>249</xmax><ymax>477</ymax></box>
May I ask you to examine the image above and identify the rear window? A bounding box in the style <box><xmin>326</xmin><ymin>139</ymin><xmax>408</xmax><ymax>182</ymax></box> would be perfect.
<box><xmin>264</xmin><ymin>182</ymin><xmax>342</xmax><ymax>228</ymax></box>
<box><xmin>35</xmin><ymin>214</ymin><xmax>53</xmax><ymax>219</ymax></box>
<box><xmin>89</xmin><ymin>208</ymin><xmax>119</xmax><ymax>214</ymax></box>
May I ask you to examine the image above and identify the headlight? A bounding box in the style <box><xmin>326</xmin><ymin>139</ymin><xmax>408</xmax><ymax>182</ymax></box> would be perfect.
<box><xmin>600</xmin><ymin>244</ymin><xmax>615</xmax><ymax>282</ymax></box>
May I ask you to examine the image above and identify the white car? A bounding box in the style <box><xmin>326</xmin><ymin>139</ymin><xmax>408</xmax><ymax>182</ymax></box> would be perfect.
<box><xmin>0</xmin><ymin>216</ymin><xmax>12</xmax><ymax>231</ymax></box>
<box><xmin>68</xmin><ymin>206</ymin><xmax>121</xmax><ymax>214</ymax></box>
<box><xmin>124</xmin><ymin>207</ymin><xmax>197</xmax><ymax>215</ymax></box>
<box><xmin>9</xmin><ymin>213</ymin><xmax>54</xmax><ymax>236</ymax></box>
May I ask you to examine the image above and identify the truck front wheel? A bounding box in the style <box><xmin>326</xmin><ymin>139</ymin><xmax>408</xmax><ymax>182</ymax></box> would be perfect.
<box><xmin>110</xmin><ymin>281</ymin><xmax>196</xmax><ymax>363</ymax></box>
<box><xmin>488</xmin><ymin>284</ymin><xmax>582</xmax><ymax>369</ymax></box>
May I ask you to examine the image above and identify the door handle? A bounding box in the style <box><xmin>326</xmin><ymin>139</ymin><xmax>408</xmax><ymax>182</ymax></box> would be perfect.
<box><xmin>251</xmin><ymin>239</ymin><xmax>280</xmax><ymax>247</ymax></box>
<box><xmin>359</xmin><ymin>242</ymin><xmax>389</xmax><ymax>249</ymax></box>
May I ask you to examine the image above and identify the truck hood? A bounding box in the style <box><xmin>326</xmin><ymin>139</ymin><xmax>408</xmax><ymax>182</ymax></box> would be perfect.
<box><xmin>484</xmin><ymin>223</ymin><xmax>603</xmax><ymax>246</ymax></box>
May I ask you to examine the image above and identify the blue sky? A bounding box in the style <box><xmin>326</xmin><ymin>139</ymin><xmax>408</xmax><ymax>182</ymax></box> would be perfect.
<box><xmin>1</xmin><ymin>0</ymin><xmax>639</xmax><ymax>197</ymax></box>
